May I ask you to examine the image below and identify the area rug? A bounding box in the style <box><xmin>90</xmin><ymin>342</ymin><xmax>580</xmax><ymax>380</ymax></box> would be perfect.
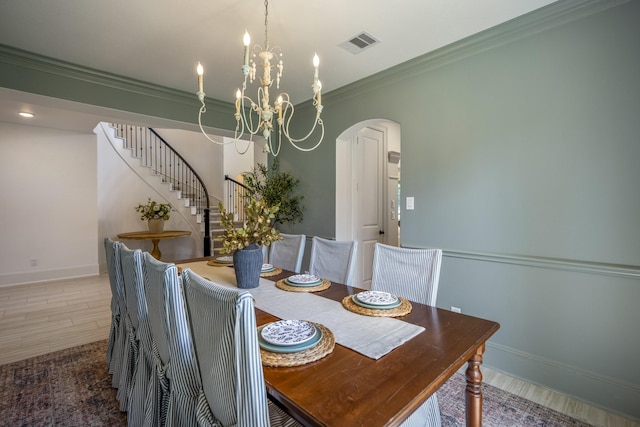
<box><xmin>0</xmin><ymin>340</ymin><xmax>592</xmax><ymax>426</ymax></box>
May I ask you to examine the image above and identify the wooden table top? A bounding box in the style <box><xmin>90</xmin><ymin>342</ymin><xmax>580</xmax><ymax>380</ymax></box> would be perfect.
<box><xmin>117</xmin><ymin>230</ymin><xmax>191</xmax><ymax>240</ymax></box>
<box><xmin>178</xmin><ymin>258</ymin><xmax>500</xmax><ymax>427</ymax></box>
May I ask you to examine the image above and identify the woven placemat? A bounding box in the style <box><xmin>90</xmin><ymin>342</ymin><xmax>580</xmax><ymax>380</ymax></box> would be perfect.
<box><xmin>259</xmin><ymin>322</ymin><xmax>335</xmax><ymax>367</ymax></box>
<box><xmin>275</xmin><ymin>278</ymin><xmax>331</xmax><ymax>292</ymax></box>
<box><xmin>341</xmin><ymin>295</ymin><xmax>412</xmax><ymax>317</ymax></box>
<box><xmin>260</xmin><ymin>267</ymin><xmax>282</xmax><ymax>277</ymax></box>
<box><xmin>206</xmin><ymin>260</ymin><xmax>233</xmax><ymax>267</ymax></box>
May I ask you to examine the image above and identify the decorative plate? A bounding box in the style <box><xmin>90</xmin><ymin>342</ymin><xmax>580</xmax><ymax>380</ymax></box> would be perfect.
<box><xmin>261</xmin><ymin>320</ymin><xmax>317</xmax><ymax>346</ymax></box>
<box><xmin>215</xmin><ymin>255</ymin><xmax>233</xmax><ymax>264</ymax></box>
<box><xmin>356</xmin><ymin>291</ymin><xmax>399</xmax><ymax>306</ymax></box>
<box><xmin>351</xmin><ymin>295</ymin><xmax>402</xmax><ymax>310</ymax></box>
<box><xmin>286</xmin><ymin>274</ymin><xmax>322</xmax><ymax>285</ymax></box>
<box><xmin>258</xmin><ymin>324</ymin><xmax>323</xmax><ymax>354</ymax></box>
<box><xmin>261</xmin><ymin>263</ymin><xmax>275</xmax><ymax>272</ymax></box>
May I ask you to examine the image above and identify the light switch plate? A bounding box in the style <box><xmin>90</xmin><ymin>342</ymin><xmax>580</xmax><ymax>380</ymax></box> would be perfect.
<box><xmin>406</xmin><ymin>197</ymin><xmax>414</xmax><ymax>210</ymax></box>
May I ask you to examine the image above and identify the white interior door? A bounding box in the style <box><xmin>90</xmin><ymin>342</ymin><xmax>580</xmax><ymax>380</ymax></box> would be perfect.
<box><xmin>355</xmin><ymin>127</ymin><xmax>385</xmax><ymax>288</ymax></box>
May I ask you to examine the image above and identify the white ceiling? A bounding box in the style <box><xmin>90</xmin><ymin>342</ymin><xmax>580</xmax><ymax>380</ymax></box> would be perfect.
<box><xmin>0</xmin><ymin>0</ymin><xmax>558</xmax><ymax>132</ymax></box>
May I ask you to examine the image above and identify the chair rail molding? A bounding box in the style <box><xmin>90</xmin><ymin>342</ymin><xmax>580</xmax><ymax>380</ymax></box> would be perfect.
<box><xmin>441</xmin><ymin>248</ymin><xmax>640</xmax><ymax>280</ymax></box>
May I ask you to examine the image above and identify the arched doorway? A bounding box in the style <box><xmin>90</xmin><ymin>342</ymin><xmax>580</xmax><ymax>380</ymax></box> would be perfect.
<box><xmin>335</xmin><ymin>119</ymin><xmax>401</xmax><ymax>288</ymax></box>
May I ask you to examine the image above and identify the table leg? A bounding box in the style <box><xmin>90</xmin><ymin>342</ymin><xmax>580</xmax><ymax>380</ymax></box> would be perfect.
<box><xmin>465</xmin><ymin>344</ymin><xmax>485</xmax><ymax>427</ymax></box>
<box><xmin>150</xmin><ymin>238</ymin><xmax>162</xmax><ymax>260</ymax></box>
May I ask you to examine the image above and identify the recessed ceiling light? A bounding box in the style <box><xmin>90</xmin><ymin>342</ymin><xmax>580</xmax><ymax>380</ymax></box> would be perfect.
<box><xmin>19</xmin><ymin>112</ymin><xmax>35</xmax><ymax>118</ymax></box>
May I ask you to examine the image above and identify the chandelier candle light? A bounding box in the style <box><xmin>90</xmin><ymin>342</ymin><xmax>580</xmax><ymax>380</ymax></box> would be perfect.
<box><xmin>196</xmin><ymin>0</ymin><xmax>324</xmax><ymax>156</ymax></box>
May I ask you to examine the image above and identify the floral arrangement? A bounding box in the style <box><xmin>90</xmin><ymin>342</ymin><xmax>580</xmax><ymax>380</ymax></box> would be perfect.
<box><xmin>135</xmin><ymin>198</ymin><xmax>172</xmax><ymax>221</ymax></box>
<box><xmin>218</xmin><ymin>198</ymin><xmax>282</xmax><ymax>253</ymax></box>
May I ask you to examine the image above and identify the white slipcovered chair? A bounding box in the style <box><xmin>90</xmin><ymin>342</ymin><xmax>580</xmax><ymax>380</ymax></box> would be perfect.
<box><xmin>104</xmin><ymin>237</ymin><xmax>126</xmax><ymax>389</ymax></box>
<box><xmin>268</xmin><ymin>233</ymin><xmax>306</xmax><ymax>273</ymax></box>
<box><xmin>308</xmin><ymin>236</ymin><xmax>358</xmax><ymax>286</ymax></box>
<box><xmin>181</xmin><ymin>268</ymin><xmax>301</xmax><ymax>427</ymax></box>
<box><xmin>142</xmin><ymin>253</ymin><xmax>203</xmax><ymax>427</ymax></box>
<box><xmin>120</xmin><ymin>245</ymin><xmax>154</xmax><ymax>426</ymax></box>
<box><xmin>371</xmin><ymin>243</ymin><xmax>443</xmax><ymax>427</ymax></box>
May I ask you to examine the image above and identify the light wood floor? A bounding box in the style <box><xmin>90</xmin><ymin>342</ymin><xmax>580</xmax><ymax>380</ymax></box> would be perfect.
<box><xmin>0</xmin><ymin>274</ymin><xmax>637</xmax><ymax>427</ymax></box>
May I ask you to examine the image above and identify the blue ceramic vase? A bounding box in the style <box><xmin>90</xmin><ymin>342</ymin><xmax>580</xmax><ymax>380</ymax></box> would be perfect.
<box><xmin>233</xmin><ymin>243</ymin><xmax>263</xmax><ymax>289</ymax></box>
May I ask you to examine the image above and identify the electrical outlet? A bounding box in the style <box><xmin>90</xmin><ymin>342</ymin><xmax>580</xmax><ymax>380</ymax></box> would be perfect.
<box><xmin>30</xmin><ymin>258</ymin><xmax>38</xmax><ymax>267</ymax></box>
<box><xmin>451</xmin><ymin>306</ymin><xmax>461</xmax><ymax>313</ymax></box>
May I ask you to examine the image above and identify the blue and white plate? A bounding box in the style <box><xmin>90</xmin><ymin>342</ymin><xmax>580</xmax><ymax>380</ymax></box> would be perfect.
<box><xmin>285</xmin><ymin>274</ymin><xmax>322</xmax><ymax>287</ymax></box>
<box><xmin>258</xmin><ymin>322</ymin><xmax>322</xmax><ymax>353</ymax></box>
<box><xmin>215</xmin><ymin>255</ymin><xmax>233</xmax><ymax>264</ymax></box>
<box><xmin>356</xmin><ymin>291</ymin><xmax>398</xmax><ymax>306</ymax></box>
<box><xmin>351</xmin><ymin>295</ymin><xmax>402</xmax><ymax>310</ymax></box>
<box><xmin>261</xmin><ymin>263</ymin><xmax>275</xmax><ymax>272</ymax></box>
<box><xmin>261</xmin><ymin>320</ymin><xmax>317</xmax><ymax>346</ymax></box>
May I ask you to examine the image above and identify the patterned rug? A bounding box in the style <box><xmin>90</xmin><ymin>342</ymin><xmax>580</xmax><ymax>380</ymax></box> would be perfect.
<box><xmin>0</xmin><ymin>340</ymin><xmax>592</xmax><ymax>426</ymax></box>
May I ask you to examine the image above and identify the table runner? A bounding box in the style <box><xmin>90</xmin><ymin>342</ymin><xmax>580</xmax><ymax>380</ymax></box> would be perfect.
<box><xmin>178</xmin><ymin>261</ymin><xmax>425</xmax><ymax>360</ymax></box>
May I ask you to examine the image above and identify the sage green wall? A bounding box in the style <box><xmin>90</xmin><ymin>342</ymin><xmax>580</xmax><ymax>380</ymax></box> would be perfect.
<box><xmin>0</xmin><ymin>45</ymin><xmax>236</xmax><ymax>131</ymax></box>
<box><xmin>280</xmin><ymin>0</ymin><xmax>640</xmax><ymax>420</ymax></box>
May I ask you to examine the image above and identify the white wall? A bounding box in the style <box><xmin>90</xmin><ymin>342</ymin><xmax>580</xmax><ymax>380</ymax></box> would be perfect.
<box><xmin>0</xmin><ymin>122</ymin><xmax>98</xmax><ymax>286</ymax></box>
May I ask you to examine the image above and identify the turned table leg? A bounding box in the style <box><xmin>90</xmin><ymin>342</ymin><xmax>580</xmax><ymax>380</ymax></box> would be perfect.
<box><xmin>150</xmin><ymin>238</ymin><xmax>162</xmax><ymax>260</ymax></box>
<box><xmin>465</xmin><ymin>344</ymin><xmax>485</xmax><ymax>427</ymax></box>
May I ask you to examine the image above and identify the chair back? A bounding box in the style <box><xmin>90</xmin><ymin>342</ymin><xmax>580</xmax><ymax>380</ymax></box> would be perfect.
<box><xmin>116</xmin><ymin>243</ymin><xmax>148</xmax><ymax>411</ymax></box>
<box><xmin>142</xmin><ymin>253</ymin><xmax>175</xmax><ymax>367</ymax></box>
<box><xmin>371</xmin><ymin>243</ymin><xmax>442</xmax><ymax>306</ymax></box>
<box><xmin>103</xmin><ymin>237</ymin><xmax>125</xmax><ymax>385</ymax></box>
<box><xmin>120</xmin><ymin>246</ymin><xmax>156</xmax><ymax>425</ymax></box>
<box><xmin>268</xmin><ymin>233</ymin><xmax>306</xmax><ymax>273</ymax></box>
<box><xmin>120</xmin><ymin>245</ymin><xmax>145</xmax><ymax>331</ymax></box>
<box><xmin>308</xmin><ymin>237</ymin><xmax>358</xmax><ymax>286</ymax></box>
<box><xmin>182</xmin><ymin>269</ymin><xmax>270</xmax><ymax>427</ymax></box>
<box><xmin>142</xmin><ymin>253</ymin><xmax>203</xmax><ymax>426</ymax></box>
<box><xmin>104</xmin><ymin>237</ymin><xmax>126</xmax><ymax>315</ymax></box>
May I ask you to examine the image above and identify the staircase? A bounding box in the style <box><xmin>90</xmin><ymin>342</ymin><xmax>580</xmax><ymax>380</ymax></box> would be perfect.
<box><xmin>108</xmin><ymin>123</ymin><xmax>216</xmax><ymax>255</ymax></box>
<box><xmin>106</xmin><ymin>123</ymin><xmax>248</xmax><ymax>257</ymax></box>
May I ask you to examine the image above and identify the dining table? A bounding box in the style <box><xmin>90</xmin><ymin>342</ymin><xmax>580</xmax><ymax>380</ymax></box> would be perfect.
<box><xmin>177</xmin><ymin>257</ymin><xmax>500</xmax><ymax>427</ymax></box>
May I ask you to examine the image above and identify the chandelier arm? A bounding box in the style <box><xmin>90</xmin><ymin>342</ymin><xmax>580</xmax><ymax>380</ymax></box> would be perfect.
<box><xmin>234</xmin><ymin>137</ymin><xmax>252</xmax><ymax>155</ymax></box>
<box><xmin>268</xmin><ymin>131</ymin><xmax>281</xmax><ymax>157</ymax></box>
<box><xmin>279</xmin><ymin>101</ymin><xmax>324</xmax><ymax>146</ymax></box>
<box><xmin>239</xmin><ymin>88</ymin><xmax>264</xmax><ymax>136</ymax></box>
<box><xmin>284</xmin><ymin>119</ymin><xmax>325</xmax><ymax>152</ymax></box>
<box><xmin>198</xmin><ymin>101</ymin><xmax>235</xmax><ymax>145</ymax></box>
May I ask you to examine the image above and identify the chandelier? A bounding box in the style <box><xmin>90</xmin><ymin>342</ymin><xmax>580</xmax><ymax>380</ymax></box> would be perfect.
<box><xmin>195</xmin><ymin>0</ymin><xmax>324</xmax><ymax>156</ymax></box>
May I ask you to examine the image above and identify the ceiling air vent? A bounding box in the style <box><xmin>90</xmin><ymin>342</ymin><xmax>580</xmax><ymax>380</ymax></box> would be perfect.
<box><xmin>339</xmin><ymin>31</ymin><xmax>380</xmax><ymax>54</ymax></box>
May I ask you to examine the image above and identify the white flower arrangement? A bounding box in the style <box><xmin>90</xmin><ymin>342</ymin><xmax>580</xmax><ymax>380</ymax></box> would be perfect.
<box><xmin>135</xmin><ymin>198</ymin><xmax>172</xmax><ymax>221</ymax></box>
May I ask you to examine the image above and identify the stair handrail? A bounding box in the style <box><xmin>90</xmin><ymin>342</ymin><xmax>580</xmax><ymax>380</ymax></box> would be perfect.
<box><xmin>224</xmin><ymin>175</ymin><xmax>249</xmax><ymax>223</ymax></box>
<box><xmin>112</xmin><ymin>124</ymin><xmax>212</xmax><ymax>255</ymax></box>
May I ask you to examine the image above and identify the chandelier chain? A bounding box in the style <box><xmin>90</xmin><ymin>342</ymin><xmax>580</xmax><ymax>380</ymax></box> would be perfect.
<box><xmin>264</xmin><ymin>0</ymin><xmax>269</xmax><ymax>49</ymax></box>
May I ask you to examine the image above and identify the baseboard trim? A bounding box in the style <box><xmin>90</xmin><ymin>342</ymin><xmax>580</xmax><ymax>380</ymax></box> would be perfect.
<box><xmin>484</xmin><ymin>341</ymin><xmax>640</xmax><ymax>420</ymax></box>
<box><xmin>0</xmin><ymin>264</ymin><xmax>99</xmax><ymax>287</ymax></box>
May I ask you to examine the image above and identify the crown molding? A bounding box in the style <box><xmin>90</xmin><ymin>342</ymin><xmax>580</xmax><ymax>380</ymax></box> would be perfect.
<box><xmin>0</xmin><ymin>43</ymin><xmax>232</xmax><ymax>115</ymax></box>
<box><xmin>325</xmin><ymin>0</ymin><xmax>631</xmax><ymax>104</ymax></box>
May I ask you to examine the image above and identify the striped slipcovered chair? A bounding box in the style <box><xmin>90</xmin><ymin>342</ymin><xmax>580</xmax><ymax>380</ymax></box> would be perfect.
<box><xmin>115</xmin><ymin>243</ymin><xmax>145</xmax><ymax>412</ymax></box>
<box><xmin>308</xmin><ymin>236</ymin><xmax>358</xmax><ymax>286</ymax></box>
<box><xmin>120</xmin><ymin>246</ymin><xmax>154</xmax><ymax>426</ymax></box>
<box><xmin>104</xmin><ymin>238</ymin><xmax>126</xmax><ymax>388</ymax></box>
<box><xmin>268</xmin><ymin>233</ymin><xmax>306</xmax><ymax>273</ymax></box>
<box><xmin>269</xmin><ymin>233</ymin><xmax>307</xmax><ymax>273</ymax></box>
<box><xmin>181</xmin><ymin>269</ymin><xmax>301</xmax><ymax>427</ymax></box>
<box><xmin>371</xmin><ymin>243</ymin><xmax>443</xmax><ymax>427</ymax></box>
<box><xmin>142</xmin><ymin>253</ymin><xmax>203</xmax><ymax>427</ymax></box>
